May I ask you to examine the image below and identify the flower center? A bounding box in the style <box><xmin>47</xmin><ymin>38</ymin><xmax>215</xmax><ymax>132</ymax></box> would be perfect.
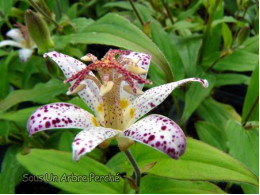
<box><xmin>65</xmin><ymin>49</ymin><xmax>152</xmax><ymax>130</ymax></box>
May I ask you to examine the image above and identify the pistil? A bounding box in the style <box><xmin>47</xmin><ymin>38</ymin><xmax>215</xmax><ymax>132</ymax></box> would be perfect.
<box><xmin>65</xmin><ymin>49</ymin><xmax>152</xmax><ymax>130</ymax></box>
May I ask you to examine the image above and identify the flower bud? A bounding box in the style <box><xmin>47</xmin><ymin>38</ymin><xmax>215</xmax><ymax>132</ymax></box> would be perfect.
<box><xmin>25</xmin><ymin>10</ymin><xmax>54</xmax><ymax>54</ymax></box>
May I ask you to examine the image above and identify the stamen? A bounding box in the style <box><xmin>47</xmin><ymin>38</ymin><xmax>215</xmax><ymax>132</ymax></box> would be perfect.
<box><xmin>125</xmin><ymin>64</ymin><xmax>147</xmax><ymax>74</ymax></box>
<box><xmin>66</xmin><ymin>83</ymin><xmax>86</xmax><ymax>95</ymax></box>
<box><xmin>123</xmin><ymin>85</ymin><xmax>144</xmax><ymax>95</ymax></box>
<box><xmin>65</xmin><ymin>50</ymin><xmax>152</xmax><ymax>94</ymax></box>
<box><xmin>81</xmin><ymin>53</ymin><xmax>98</xmax><ymax>62</ymax></box>
<box><xmin>100</xmin><ymin>81</ymin><xmax>114</xmax><ymax>96</ymax></box>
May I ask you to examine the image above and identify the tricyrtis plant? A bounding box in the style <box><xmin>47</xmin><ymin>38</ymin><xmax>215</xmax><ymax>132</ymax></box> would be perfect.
<box><xmin>27</xmin><ymin>49</ymin><xmax>208</xmax><ymax>191</ymax></box>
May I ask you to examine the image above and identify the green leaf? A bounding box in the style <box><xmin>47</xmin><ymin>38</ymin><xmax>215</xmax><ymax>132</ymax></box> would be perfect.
<box><xmin>17</xmin><ymin>149</ymin><xmax>124</xmax><ymax>193</ymax></box>
<box><xmin>222</xmin><ymin>23</ymin><xmax>233</xmax><ymax>49</ymax></box>
<box><xmin>60</xmin><ymin>13</ymin><xmax>174</xmax><ymax>82</ymax></box>
<box><xmin>197</xmin><ymin>98</ymin><xmax>241</xmax><ymax>129</ymax></box>
<box><xmin>0</xmin><ymin>52</ymin><xmax>17</xmax><ymax>99</ymax></box>
<box><xmin>150</xmin><ymin>20</ymin><xmax>185</xmax><ymax>80</ymax></box>
<box><xmin>22</xmin><ymin>56</ymin><xmax>46</xmax><ymax>89</ymax></box>
<box><xmin>69</xmin><ymin>96</ymin><xmax>93</xmax><ymax>114</ymax></box>
<box><xmin>215</xmin><ymin>73</ymin><xmax>250</xmax><ymax>87</ymax></box>
<box><xmin>70</xmin><ymin>17</ymin><xmax>94</xmax><ymax>32</ymax></box>
<box><xmin>107</xmin><ymin>138</ymin><xmax>258</xmax><ymax>186</ymax></box>
<box><xmin>58</xmin><ymin>131</ymin><xmax>74</xmax><ymax>152</ymax></box>
<box><xmin>213</xmin><ymin>50</ymin><xmax>258</xmax><ymax>72</ymax></box>
<box><xmin>225</xmin><ymin>120</ymin><xmax>259</xmax><ymax>176</ymax></box>
<box><xmin>212</xmin><ymin>16</ymin><xmax>243</xmax><ymax>27</ymax></box>
<box><xmin>147</xmin><ymin>63</ymin><xmax>166</xmax><ymax>87</ymax></box>
<box><xmin>195</xmin><ymin>121</ymin><xmax>227</xmax><ymax>151</ymax></box>
<box><xmin>181</xmin><ymin>73</ymin><xmax>215</xmax><ymax>122</ymax></box>
<box><xmin>168</xmin><ymin>21</ymin><xmax>202</xmax><ymax>31</ymax></box>
<box><xmin>0</xmin><ymin>146</ymin><xmax>26</xmax><ymax>193</ymax></box>
<box><xmin>178</xmin><ymin>1</ymin><xmax>203</xmax><ymax>20</ymax></box>
<box><xmin>242</xmin><ymin>64</ymin><xmax>259</xmax><ymax>123</ymax></box>
<box><xmin>172</xmin><ymin>35</ymin><xmax>202</xmax><ymax>77</ymax></box>
<box><xmin>241</xmin><ymin>183</ymin><xmax>259</xmax><ymax>194</ymax></box>
<box><xmin>201</xmin><ymin>0</ymin><xmax>223</xmax><ymax>61</ymax></box>
<box><xmin>0</xmin><ymin>0</ymin><xmax>13</xmax><ymax>17</ymax></box>
<box><xmin>0</xmin><ymin>106</ymin><xmax>38</xmax><ymax>128</ymax></box>
<box><xmin>0</xmin><ymin>78</ymin><xmax>68</xmax><ymax>112</ymax></box>
<box><xmin>241</xmin><ymin>35</ymin><xmax>259</xmax><ymax>54</ymax></box>
<box><xmin>0</xmin><ymin>120</ymin><xmax>9</xmax><ymax>142</ymax></box>
<box><xmin>103</xmin><ymin>1</ymin><xmax>154</xmax><ymax>22</ymax></box>
<box><xmin>141</xmin><ymin>175</ymin><xmax>226</xmax><ymax>194</ymax></box>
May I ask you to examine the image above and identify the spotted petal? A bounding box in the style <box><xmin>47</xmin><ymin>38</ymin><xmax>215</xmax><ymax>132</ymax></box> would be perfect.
<box><xmin>120</xmin><ymin>51</ymin><xmax>151</xmax><ymax>102</ymax></box>
<box><xmin>123</xmin><ymin>114</ymin><xmax>186</xmax><ymax>159</ymax></box>
<box><xmin>27</xmin><ymin>103</ymin><xmax>97</xmax><ymax>135</ymax></box>
<box><xmin>72</xmin><ymin>127</ymin><xmax>120</xmax><ymax>161</ymax></box>
<box><xmin>43</xmin><ymin>51</ymin><xmax>102</xmax><ymax>116</ymax></box>
<box><xmin>123</xmin><ymin>78</ymin><xmax>208</xmax><ymax>126</ymax></box>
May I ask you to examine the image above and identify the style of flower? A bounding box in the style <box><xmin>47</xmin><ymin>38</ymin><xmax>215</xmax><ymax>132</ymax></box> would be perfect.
<box><xmin>27</xmin><ymin>49</ymin><xmax>208</xmax><ymax>161</ymax></box>
<box><xmin>0</xmin><ymin>24</ymin><xmax>36</xmax><ymax>62</ymax></box>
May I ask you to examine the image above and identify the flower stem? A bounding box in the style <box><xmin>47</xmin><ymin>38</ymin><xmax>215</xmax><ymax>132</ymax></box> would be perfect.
<box><xmin>163</xmin><ymin>0</ymin><xmax>174</xmax><ymax>24</ymax></box>
<box><xmin>28</xmin><ymin>0</ymin><xmax>61</xmax><ymax>32</ymax></box>
<box><xmin>129</xmin><ymin>0</ymin><xmax>144</xmax><ymax>26</ymax></box>
<box><xmin>125</xmin><ymin>149</ymin><xmax>141</xmax><ymax>193</ymax></box>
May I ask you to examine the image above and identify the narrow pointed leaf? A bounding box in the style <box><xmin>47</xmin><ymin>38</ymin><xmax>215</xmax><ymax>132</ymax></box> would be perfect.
<box><xmin>107</xmin><ymin>138</ymin><xmax>258</xmax><ymax>186</ymax></box>
<box><xmin>0</xmin><ymin>78</ymin><xmax>67</xmax><ymax>111</ymax></box>
<box><xmin>17</xmin><ymin>149</ymin><xmax>124</xmax><ymax>193</ymax></box>
<box><xmin>242</xmin><ymin>64</ymin><xmax>259</xmax><ymax>123</ymax></box>
<box><xmin>141</xmin><ymin>175</ymin><xmax>226</xmax><ymax>194</ymax></box>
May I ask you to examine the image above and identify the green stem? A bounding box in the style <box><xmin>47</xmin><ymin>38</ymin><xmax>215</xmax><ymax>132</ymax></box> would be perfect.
<box><xmin>242</xmin><ymin>95</ymin><xmax>259</xmax><ymax>127</ymax></box>
<box><xmin>129</xmin><ymin>0</ymin><xmax>144</xmax><ymax>26</ymax></box>
<box><xmin>163</xmin><ymin>0</ymin><xmax>174</xmax><ymax>24</ymax></box>
<box><xmin>125</xmin><ymin>150</ymin><xmax>141</xmax><ymax>194</ymax></box>
<box><xmin>198</xmin><ymin>0</ymin><xmax>221</xmax><ymax>64</ymax></box>
<box><xmin>28</xmin><ymin>0</ymin><xmax>61</xmax><ymax>31</ymax></box>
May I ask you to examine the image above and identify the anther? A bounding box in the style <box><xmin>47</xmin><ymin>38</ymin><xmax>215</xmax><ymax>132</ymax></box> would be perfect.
<box><xmin>100</xmin><ymin>81</ymin><xmax>114</xmax><ymax>96</ymax></box>
<box><xmin>81</xmin><ymin>53</ymin><xmax>98</xmax><ymax>62</ymax></box>
<box><xmin>123</xmin><ymin>85</ymin><xmax>144</xmax><ymax>95</ymax></box>
<box><xmin>125</xmin><ymin>64</ymin><xmax>147</xmax><ymax>74</ymax></box>
<box><xmin>66</xmin><ymin>83</ymin><xmax>86</xmax><ymax>95</ymax></box>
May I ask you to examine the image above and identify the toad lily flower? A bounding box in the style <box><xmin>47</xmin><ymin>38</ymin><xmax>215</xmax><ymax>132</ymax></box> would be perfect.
<box><xmin>0</xmin><ymin>24</ymin><xmax>36</xmax><ymax>62</ymax></box>
<box><xmin>27</xmin><ymin>50</ymin><xmax>208</xmax><ymax>161</ymax></box>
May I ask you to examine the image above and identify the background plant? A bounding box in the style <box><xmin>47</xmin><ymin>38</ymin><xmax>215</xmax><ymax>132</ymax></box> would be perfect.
<box><xmin>0</xmin><ymin>0</ymin><xmax>258</xmax><ymax>194</ymax></box>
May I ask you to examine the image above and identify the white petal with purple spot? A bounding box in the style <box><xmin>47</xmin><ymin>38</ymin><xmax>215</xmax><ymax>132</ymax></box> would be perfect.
<box><xmin>72</xmin><ymin>127</ymin><xmax>120</xmax><ymax>161</ymax></box>
<box><xmin>27</xmin><ymin>103</ymin><xmax>96</xmax><ymax>135</ymax></box>
<box><xmin>132</xmin><ymin>78</ymin><xmax>208</xmax><ymax>122</ymax></box>
<box><xmin>44</xmin><ymin>51</ymin><xmax>102</xmax><ymax>114</ymax></box>
<box><xmin>123</xmin><ymin>114</ymin><xmax>186</xmax><ymax>159</ymax></box>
